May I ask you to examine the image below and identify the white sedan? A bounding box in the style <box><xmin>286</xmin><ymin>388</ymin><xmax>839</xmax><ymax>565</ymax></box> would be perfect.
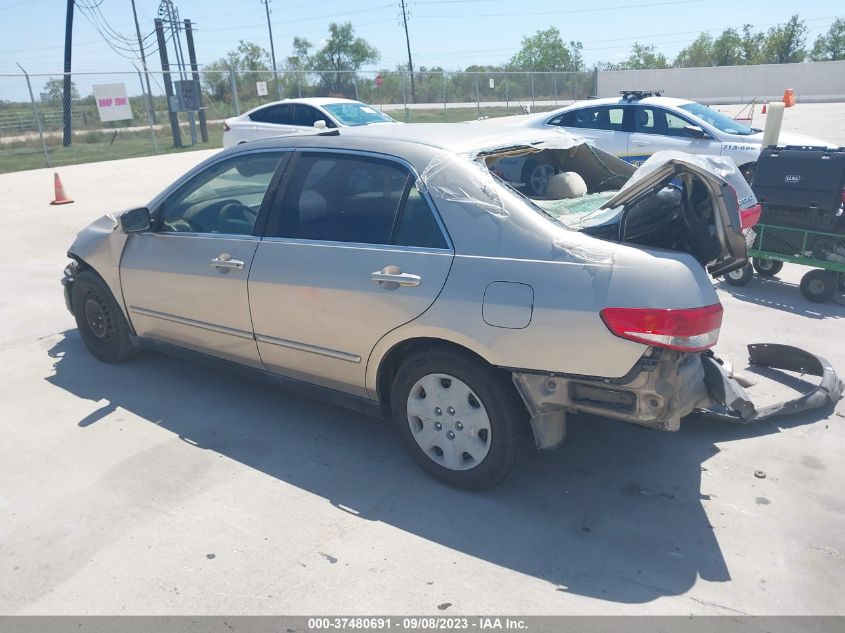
<box><xmin>223</xmin><ymin>97</ymin><xmax>398</xmax><ymax>148</ymax></box>
<box><xmin>486</xmin><ymin>94</ymin><xmax>833</xmax><ymax>196</ymax></box>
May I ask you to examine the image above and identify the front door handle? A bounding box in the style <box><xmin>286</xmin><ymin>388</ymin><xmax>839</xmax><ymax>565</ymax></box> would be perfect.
<box><xmin>211</xmin><ymin>253</ymin><xmax>245</xmax><ymax>271</ymax></box>
<box><xmin>631</xmin><ymin>140</ymin><xmax>650</xmax><ymax>146</ymax></box>
<box><xmin>371</xmin><ymin>267</ymin><xmax>421</xmax><ymax>288</ymax></box>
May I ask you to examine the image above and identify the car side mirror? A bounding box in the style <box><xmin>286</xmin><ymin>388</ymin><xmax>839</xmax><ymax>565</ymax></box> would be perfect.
<box><xmin>119</xmin><ymin>207</ymin><xmax>151</xmax><ymax>233</ymax></box>
<box><xmin>684</xmin><ymin>124</ymin><xmax>708</xmax><ymax>139</ymax></box>
<box><xmin>313</xmin><ymin>120</ymin><xmax>327</xmax><ymax>129</ymax></box>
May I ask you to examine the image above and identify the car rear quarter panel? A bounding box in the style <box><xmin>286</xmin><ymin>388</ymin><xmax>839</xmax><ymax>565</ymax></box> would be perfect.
<box><xmin>365</xmin><ymin>232</ymin><xmax>719</xmax><ymax>396</ymax></box>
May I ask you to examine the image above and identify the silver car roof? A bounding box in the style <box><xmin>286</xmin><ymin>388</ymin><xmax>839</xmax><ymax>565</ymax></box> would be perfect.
<box><xmin>222</xmin><ymin>123</ymin><xmax>585</xmax><ymax>173</ymax></box>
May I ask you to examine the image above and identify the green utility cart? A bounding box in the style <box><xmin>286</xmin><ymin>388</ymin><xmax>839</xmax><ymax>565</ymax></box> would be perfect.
<box><xmin>724</xmin><ymin>223</ymin><xmax>845</xmax><ymax>303</ymax></box>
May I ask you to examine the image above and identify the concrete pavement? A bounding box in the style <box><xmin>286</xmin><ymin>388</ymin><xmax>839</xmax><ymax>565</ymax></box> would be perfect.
<box><xmin>0</xmin><ymin>151</ymin><xmax>843</xmax><ymax>615</ymax></box>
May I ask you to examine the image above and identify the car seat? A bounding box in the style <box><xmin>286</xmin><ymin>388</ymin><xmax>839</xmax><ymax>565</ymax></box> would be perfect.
<box><xmin>546</xmin><ymin>172</ymin><xmax>588</xmax><ymax>199</ymax></box>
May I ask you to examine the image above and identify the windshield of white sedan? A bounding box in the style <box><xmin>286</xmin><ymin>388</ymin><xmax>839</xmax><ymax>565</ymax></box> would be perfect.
<box><xmin>679</xmin><ymin>103</ymin><xmax>754</xmax><ymax>135</ymax></box>
<box><xmin>323</xmin><ymin>103</ymin><xmax>394</xmax><ymax>126</ymax></box>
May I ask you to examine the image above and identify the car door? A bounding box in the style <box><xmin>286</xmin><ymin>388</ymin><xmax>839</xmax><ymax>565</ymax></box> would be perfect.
<box><xmin>246</xmin><ymin>103</ymin><xmax>296</xmax><ymax>141</ymax></box>
<box><xmin>293</xmin><ymin>104</ymin><xmax>334</xmax><ymax>128</ymax></box>
<box><xmin>548</xmin><ymin>104</ymin><xmax>630</xmax><ymax>157</ymax></box>
<box><xmin>601</xmin><ymin>156</ymin><xmax>749</xmax><ymax>276</ymax></box>
<box><xmin>627</xmin><ymin>106</ymin><xmax>722</xmax><ymax>166</ymax></box>
<box><xmin>120</xmin><ymin>150</ymin><xmax>290</xmax><ymax>367</ymax></box>
<box><xmin>248</xmin><ymin>150</ymin><xmax>454</xmax><ymax>397</ymax></box>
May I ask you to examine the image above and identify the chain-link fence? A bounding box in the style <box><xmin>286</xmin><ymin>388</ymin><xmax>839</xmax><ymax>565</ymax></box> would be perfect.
<box><xmin>0</xmin><ymin>68</ymin><xmax>596</xmax><ymax>174</ymax></box>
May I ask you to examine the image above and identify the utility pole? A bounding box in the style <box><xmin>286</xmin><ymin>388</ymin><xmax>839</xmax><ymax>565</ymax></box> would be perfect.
<box><xmin>130</xmin><ymin>0</ymin><xmax>156</xmax><ymax>123</ymax></box>
<box><xmin>184</xmin><ymin>19</ymin><xmax>208</xmax><ymax>142</ymax></box>
<box><xmin>399</xmin><ymin>0</ymin><xmax>416</xmax><ymax>103</ymax></box>
<box><xmin>261</xmin><ymin>0</ymin><xmax>282</xmax><ymax>100</ymax></box>
<box><xmin>154</xmin><ymin>18</ymin><xmax>182</xmax><ymax>147</ymax></box>
<box><xmin>161</xmin><ymin>0</ymin><xmax>196</xmax><ymax>144</ymax></box>
<box><xmin>61</xmin><ymin>0</ymin><xmax>74</xmax><ymax>147</ymax></box>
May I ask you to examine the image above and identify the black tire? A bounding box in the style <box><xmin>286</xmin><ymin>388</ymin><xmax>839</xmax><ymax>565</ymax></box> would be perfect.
<box><xmin>752</xmin><ymin>257</ymin><xmax>784</xmax><ymax>277</ymax></box>
<box><xmin>71</xmin><ymin>270</ymin><xmax>139</xmax><ymax>363</ymax></box>
<box><xmin>723</xmin><ymin>264</ymin><xmax>754</xmax><ymax>286</ymax></box>
<box><xmin>800</xmin><ymin>269</ymin><xmax>837</xmax><ymax>303</ymax></box>
<box><xmin>390</xmin><ymin>348</ymin><xmax>531</xmax><ymax>490</ymax></box>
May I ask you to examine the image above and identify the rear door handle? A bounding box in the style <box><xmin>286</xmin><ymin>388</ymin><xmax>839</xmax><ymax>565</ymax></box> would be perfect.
<box><xmin>371</xmin><ymin>269</ymin><xmax>421</xmax><ymax>287</ymax></box>
<box><xmin>211</xmin><ymin>254</ymin><xmax>245</xmax><ymax>271</ymax></box>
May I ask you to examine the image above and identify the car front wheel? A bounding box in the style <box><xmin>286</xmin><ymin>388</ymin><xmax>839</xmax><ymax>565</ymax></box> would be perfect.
<box><xmin>71</xmin><ymin>270</ymin><xmax>139</xmax><ymax>363</ymax></box>
<box><xmin>521</xmin><ymin>159</ymin><xmax>556</xmax><ymax>197</ymax></box>
<box><xmin>390</xmin><ymin>348</ymin><xmax>530</xmax><ymax>489</ymax></box>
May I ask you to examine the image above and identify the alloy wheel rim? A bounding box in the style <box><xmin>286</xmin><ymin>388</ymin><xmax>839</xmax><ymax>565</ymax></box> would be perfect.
<box><xmin>406</xmin><ymin>373</ymin><xmax>491</xmax><ymax>471</ymax></box>
<box><xmin>728</xmin><ymin>268</ymin><xmax>746</xmax><ymax>280</ymax></box>
<box><xmin>530</xmin><ymin>164</ymin><xmax>555</xmax><ymax>195</ymax></box>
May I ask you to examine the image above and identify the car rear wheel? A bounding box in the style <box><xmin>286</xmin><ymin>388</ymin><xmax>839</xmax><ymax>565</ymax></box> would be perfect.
<box><xmin>390</xmin><ymin>348</ymin><xmax>530</xmax><ymax>489</ymax></box>
<box><xmin>800</xmin><ymin>269</ymin><xmax>837</xmax><ymax>303</ymax></box>
<box><xmin>72</xmin><ymin>270</ymin><xmax>138</xmax><ymax>363</ymax></box>
<box><xmin>723</xmin><ymin>264</ymin><xmax>753</xmax><ymax>286</ymax></box>
<box><xmin>752</xmin><ymin>257</ymin><xmax>784</xmax><ymax>277</ymax></box>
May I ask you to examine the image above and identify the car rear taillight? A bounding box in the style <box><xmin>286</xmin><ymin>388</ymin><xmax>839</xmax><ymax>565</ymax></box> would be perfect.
<box><xmin>740</xmin><ymin>203</ymin><xmax>761</xmax><ymax>230</ymax></box>
<box><xmin>223</xmin><ymin>122</ymin><xmax>230</xmax><ymax>132</ymax></box>
<box><xmin>600</xmin><ymin>304</ymin><xmax>723</xmax><ymax>352</ymax></box>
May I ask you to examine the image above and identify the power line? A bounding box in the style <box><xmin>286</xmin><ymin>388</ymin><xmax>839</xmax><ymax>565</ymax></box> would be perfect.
<box><xmin>413</xmin><ymin>0</ymin><xmax>706</xmax><ymax>19</ymax></box>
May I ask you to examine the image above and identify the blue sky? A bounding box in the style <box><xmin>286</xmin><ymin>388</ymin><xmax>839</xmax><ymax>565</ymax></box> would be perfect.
<box><xmin>0</xmin><ymin>0</ymin><xmax>840</xmax><ymax>74</ymax></box>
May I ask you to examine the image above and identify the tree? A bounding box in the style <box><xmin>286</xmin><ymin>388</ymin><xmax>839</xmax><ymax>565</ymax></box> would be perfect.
<box><xmin>293</xmin><ymin>22</ymin><xmax>379</xmax><ymax>96</ymax></box>
<box><xmin>761</xmin><ymin>15</ymin><xmax>807</xmax><ymax>64</ymax></box>
<box><xmin>43</xmin><ymin>78</ymin><xmax>78</xmax><ymax>105</ymax></box>
<box><xmin>202</xmin><ymin>40</ymin><xmax>271</xmax><ymax>102</ymax></box>
<box><xmin>509</xmin><ymin>27</ymin><xmax>584</xmax><ymax>72</ymax></box>
<box><xmin>674</xmin><ymin>33</ymin><xmax>714</xmax><ymax>68</ymax></box>
<box><xmin>711</xmin><ymin>28</ymin><xmax>744</xmax><ymax>66</ymax></box>
<box><xmin>621</xmin><ymin>43</ymin><xmax>669</xmax><ymax>70</ymax></box>
<box><xmin>740</xmin><ymin>24</ymin><xmax>763</xmax><ymax>65</ymax></box>
<box><xmin>811</xmin><ymin>17</ymin><xmax>845</xmax><ymax>61</ymax></box>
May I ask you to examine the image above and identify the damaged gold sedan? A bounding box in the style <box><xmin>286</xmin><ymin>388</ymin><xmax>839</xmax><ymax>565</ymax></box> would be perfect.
<box><xmin>62</xmin><ymin>123</ymin><xmax>843</xmax><ymax>489</ymax></box>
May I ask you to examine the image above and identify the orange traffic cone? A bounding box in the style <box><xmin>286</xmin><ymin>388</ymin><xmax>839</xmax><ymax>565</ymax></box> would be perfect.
<box><xmin>50</xmin><ymin>172</ymin><xmax>73</xmax><ymax>205</ymax></box>
<box><xmin>761</xmin><ymin>103</ymin><xmax>767</xmax><ymax>114</ymax></box>
<box><xmin>782</xmin><ymin>88</ymin><xmax>795</xmax><ymax>107</ymax></box>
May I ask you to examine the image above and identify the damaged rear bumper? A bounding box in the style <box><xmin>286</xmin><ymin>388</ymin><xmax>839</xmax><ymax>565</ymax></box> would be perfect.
<box><xmin>512</xmin><ymin>344</ymin><xmax>843</xmax><ymax>450</ymax></box>
<box><xmin>699</xmin><ymin>344</ymin><xmax>843</xmax><ymax>423</ymax></box>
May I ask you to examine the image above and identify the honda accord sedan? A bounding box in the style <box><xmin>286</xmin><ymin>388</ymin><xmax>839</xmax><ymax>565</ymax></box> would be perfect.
<box><xmin>62</xmin><ymin>124</ymin><xmax>842</xmax><ymax>489</ymax></box>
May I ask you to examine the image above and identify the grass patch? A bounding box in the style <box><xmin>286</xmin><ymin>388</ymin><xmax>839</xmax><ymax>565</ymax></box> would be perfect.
<box><xmin>0</xmin><ymin>107</ymin><xmax>555</xmax><ymax>173</ymax></box>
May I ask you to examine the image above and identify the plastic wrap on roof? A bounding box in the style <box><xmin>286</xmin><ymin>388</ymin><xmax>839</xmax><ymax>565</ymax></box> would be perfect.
<box><xmin>418</xmin><ymin>151</ymin><xmax>510</xmax><ymax>218</ymax></box>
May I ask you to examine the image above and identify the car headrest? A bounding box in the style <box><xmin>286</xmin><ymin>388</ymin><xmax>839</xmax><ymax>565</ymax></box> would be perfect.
<box><xmin>299</xmin><ymin>190</ymin><xmax>327</xmax><ymax>222</ymax></box>
<box><xmin>546</xmin><ymin>171</ymin><xmax>588</xmax><ymax>200</ymax></box>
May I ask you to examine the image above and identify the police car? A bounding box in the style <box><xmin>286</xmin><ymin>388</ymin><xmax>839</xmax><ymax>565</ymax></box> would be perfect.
<box><xmin>487</xmin><ymin>91</ymin><xmax>833</xmax><ymax>196</ymax></box>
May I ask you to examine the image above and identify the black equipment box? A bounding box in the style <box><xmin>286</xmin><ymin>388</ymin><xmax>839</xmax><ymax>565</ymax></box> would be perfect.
<box><xmin>752</xmin><ymin>145</ymin><xmax>845</xmax><ymax>233</ymax></box>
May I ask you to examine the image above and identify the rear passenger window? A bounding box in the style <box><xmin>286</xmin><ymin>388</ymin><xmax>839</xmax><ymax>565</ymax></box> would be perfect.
<box><xmin>552</xmin><ymin>106</ymin><xmax>625</xmax><ymax>131</ymax></box>
<box><xmin>249</xmin><ymin>104</ymin><xmax>293</xmax><ymax>125</ymax></box>
<box><xmin>394</xmin><ymin>188</ymin><xmax>448</xmax><ymax>249</ymax></box>
<box><xmin>273</xmin><ymin>153</ymin><xmax>447</xmax><ymax>248</ymax></box>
